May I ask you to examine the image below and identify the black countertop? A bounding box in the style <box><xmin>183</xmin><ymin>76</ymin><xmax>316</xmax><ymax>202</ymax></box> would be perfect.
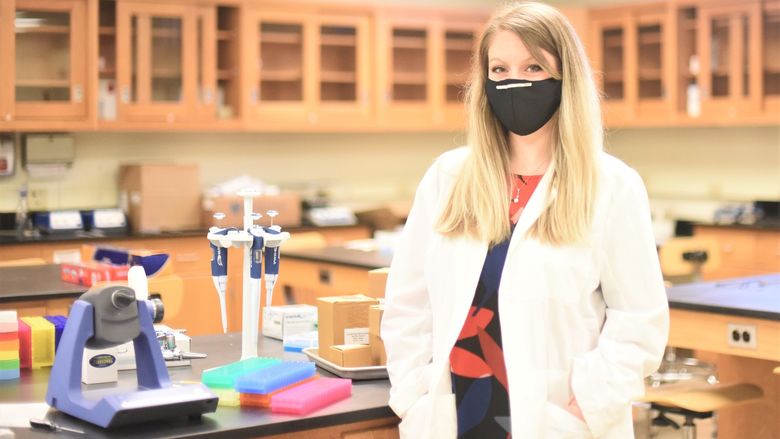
<box><xmin>0</xmin><ymin>224</ymin><xmax>367</xmax><ymax>246</ymax></box>
<box><xmin>0</xmin><ymin>264</ymin><xmax>86</xmax><ymax>303</ymax></box>
<box><xmin>0</xmin><ymin>334</ymin><xmax>395</xmax><ymax>438</ymax></box>
<box><xmin>284</xmin><ymin>246</ymin><xmax>393</xmax><ymax>270</ymax></box>
<box><xmin>692</xmin><ymin>219</ymin><xmax>780</xmax><ymax>232</ymax></box>
<box><xmin>665</xmin><ymin>273</ymin><xmax>780</xmax><ymax>321</ymax></box>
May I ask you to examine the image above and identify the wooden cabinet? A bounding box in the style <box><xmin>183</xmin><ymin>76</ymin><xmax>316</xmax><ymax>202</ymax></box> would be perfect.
<box><xmin>589</xmin><ymin>0</ymin><xmax>777</xmax><ymax>127</ymax></box>
<box><xmin>693</xmin><ymin>225</ymin><xmax>780</xmax><ymax>280</ymax></box>
<box><xmin>115</xmin><ymin>2</ymin><xmax>197</xmax><ymax>123</ymax></box>
<box><xmin>375</xmin><ymin>11</ymin><xmax>484</xmax><ymax>129</ymax></box>
<box><xmin>590</xmin><ymin>3</ymin><xmax>675</xmax><ymax>125</ymax></box>
<box><xmin>0</xmin><ymin>0</ymin><xmax>96</xmax><ymax>129</ymax></box>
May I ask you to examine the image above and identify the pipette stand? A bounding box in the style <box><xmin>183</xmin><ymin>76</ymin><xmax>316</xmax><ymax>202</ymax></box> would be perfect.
<box><xmin>206</xmin><ymin>189</ymin><xmax>290</xmax><ymax>360</ymax></box>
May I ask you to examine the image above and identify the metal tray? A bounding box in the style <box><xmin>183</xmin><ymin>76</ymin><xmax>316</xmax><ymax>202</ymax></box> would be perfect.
<box><xmin>302</xmin><ymin>348</ymin><xmax>388</xmax><ymax>380</ymax></box>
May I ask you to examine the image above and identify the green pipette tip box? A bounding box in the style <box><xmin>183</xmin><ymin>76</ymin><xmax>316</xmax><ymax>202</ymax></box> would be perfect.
<box><xmin>201</xmin><ymin>357</ymin><xmax>282</xmax><ymax>389</ymax></box>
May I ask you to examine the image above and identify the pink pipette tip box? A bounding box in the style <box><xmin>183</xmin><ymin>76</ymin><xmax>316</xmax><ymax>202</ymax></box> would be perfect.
<box><xmin>270</xmin><ymin>377</ymin><xmax>352</xmax><ymax>415</ymax></box>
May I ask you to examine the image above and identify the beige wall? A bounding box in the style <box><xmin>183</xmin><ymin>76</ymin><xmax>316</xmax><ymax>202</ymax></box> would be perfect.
<box><xmin>0</xmin><ymin>126</ymin><xmax>776</xmax><ymax>214</ymax></box>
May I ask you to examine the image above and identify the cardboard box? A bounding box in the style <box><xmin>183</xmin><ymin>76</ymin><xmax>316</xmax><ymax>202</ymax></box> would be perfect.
<box><xmin>317</xmin><ymin>294</ymin><xmax>379</xmax><ymax>364</ymax></box>
<box><xmin>369</xmin><ymin>305</ymin><xmax>386</xmax><ymax>366</ymax></box>
<box><xmin>202</xmin><ymin>192</ymin><xmax>301</xmax><ymax>228</ymax></box>
<box><xmin>329</xmin><ymin>344</ymin><xmax>372</xmax><ymax>368</ymax></box>
<box><xmin>262</xmin><ymin>305</ymin><xmax>318</xmax><ymax>340</ymax></box>
<box><xmin>367</xmin><ymin>267</ymin><xmax>390</xmax><ymax>298</ymax></box>
<box><xmin>119</xmin><ymin>164</ymin><xmax>201</xmax><ymax>233</ymax></box>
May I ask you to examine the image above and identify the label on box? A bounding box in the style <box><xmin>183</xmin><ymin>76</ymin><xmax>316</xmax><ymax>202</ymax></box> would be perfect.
<box><xmin>344</xmin><ymin>327</ymin><xmax>369</xmax><ymax>345</ymax></box>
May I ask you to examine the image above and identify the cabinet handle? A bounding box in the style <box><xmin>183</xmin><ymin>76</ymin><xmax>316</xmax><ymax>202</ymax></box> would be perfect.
<box><xmin>167</xmin><ymin>112</ymin><xmax>175</xmax><ymax>123</ymax></box>
<box><xmin>202</xmin><ymin>86</ymin><xmax>214</xmax><ymax>104</ymax></box>
<box><xmin>251</xmin><ymin>88</ymin><xmax>259</xmax><ymax>104</ymax></box>
<box><xmin>723</xmin><ymin>243</ymin><xmax>734</xmax><ymax>253</ymax></box>
<box><xmin>4</xmin><ymin>113</ymin><xmax>10</xmax><ymax>122</ymax></box>
<box><xmin>73</xmin><ymin>85</ymin><xmax>83</xmax><ymax>103</ymax></box>
<box><xmin>308</xmin><ymin>112</ymin><xmax>318</xmax><ymax>124</ymax></box>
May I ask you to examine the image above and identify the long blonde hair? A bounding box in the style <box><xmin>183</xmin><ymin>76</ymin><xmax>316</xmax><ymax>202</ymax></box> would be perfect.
<box><xmin>437</xmin><ymin>1</ymin><xmax>602</xmax><ymax>247</ymax></box>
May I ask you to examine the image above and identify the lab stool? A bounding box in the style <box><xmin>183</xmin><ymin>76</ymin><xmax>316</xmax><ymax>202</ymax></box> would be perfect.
<box><xmin>643</xmin><ymin>382</ymin><xmax>763</xmax><ymax>439</ymax></box>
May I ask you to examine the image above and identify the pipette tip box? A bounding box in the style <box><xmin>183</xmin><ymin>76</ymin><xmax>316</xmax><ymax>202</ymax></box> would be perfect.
<box><xmin>271</xmin><ymin>377</ymin><xmax>352</xmax><ymax>415</ymax></box>
<box><xmin>235</xmin><ymin>361</ymin><xmax>316</xmax><ymax>395</ymax></box>
<box><xmin>201</xmin><ymin>357</ymin><xmax>281</xmax><ymax>389</ymax></box>
<box><xmin>283</xmin><ymin>331</ymin><xmax>318</xmax><ymax>353</ymax></box>
<box><xmin>239</xmin><ymin>376</ymin><xmax>319</xmax><ymax>408</ymax></box>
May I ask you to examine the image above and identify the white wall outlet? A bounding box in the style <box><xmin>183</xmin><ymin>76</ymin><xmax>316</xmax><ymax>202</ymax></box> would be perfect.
<box><xmin>726</xmin><ymin>323</ymin><xmax>757</xmax><ymax>349</ymax></box>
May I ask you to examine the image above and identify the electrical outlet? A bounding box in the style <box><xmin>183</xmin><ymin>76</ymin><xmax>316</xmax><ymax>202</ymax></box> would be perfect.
<box><xmin>727</xmin><ymin>323</ymin><xmax>757</xmax><ymax>349</ymax></box>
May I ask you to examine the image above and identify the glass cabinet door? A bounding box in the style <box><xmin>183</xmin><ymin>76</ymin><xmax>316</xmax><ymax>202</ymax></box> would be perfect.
<box><xmin>13</xmin><ymin>0</ymin><xmax>87</xmax><ymax>120</ymax></box>
<box><xmin>389</xmin><ymin>26</ymin><xmax>429</xmax><ymax>105</ymax></box>
<box><xmin>249</xmin><ymin>12</ymin><xmax>311</xmax><ymax>123</ymax></box>
<box><xmin>315</xmin><ymin>15</ymin><xmax>370</xmax><ymax>124</ymax></box>
<box><xmin>763</xmin><ymin>2</ymin><xmax>780</xmax><ymax>115</ymax></box>
<box><xmin>698</xmin><ymin>3</ymin><xmax>761</xmax><ymax>117</ymax></box>
<box><xmin>442</xmin><ymin>23</ymin><xmax>479</xmax><ymax>126</ymax></box>
<box><xmin>117</xmin><ymin>2</ymin><xmax>195</xmax><ymax>122</ymax></box>
<box><xmin>0</xmin><ymin>1</ymin><xmax>12</xmax><ymax>122</ymax></box>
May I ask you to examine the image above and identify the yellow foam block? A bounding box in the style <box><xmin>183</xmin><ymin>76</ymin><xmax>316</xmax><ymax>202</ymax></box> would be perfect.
<box><xmin>19</xmin><ymin>317</ymin><xmax>55</xmax><ymax>369</ymax></box>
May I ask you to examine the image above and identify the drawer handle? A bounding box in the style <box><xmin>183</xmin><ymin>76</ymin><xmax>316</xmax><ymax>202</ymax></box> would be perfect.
<box><xmin>318</xmin><ymin>269</ymin><xmax>331</xmax><ymax>285</ymax></box>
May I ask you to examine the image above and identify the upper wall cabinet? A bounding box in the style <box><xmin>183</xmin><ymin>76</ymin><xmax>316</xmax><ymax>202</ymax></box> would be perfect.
<box><xmin>375</xmin><ymin>11</ymin><xmax>483</xmax><ymax>129</ymax></box>
<box><xmin>0</xmin><ymin>0</ymin><xmax>96</xmax><ymax>129</ymax></box>
<box><xmin>589</xmin><ymin>0</ymin><xmax>777</xmax><ymax>127</ymax></box>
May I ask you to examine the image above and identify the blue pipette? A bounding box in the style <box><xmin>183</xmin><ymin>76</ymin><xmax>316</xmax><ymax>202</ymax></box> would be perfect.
<box><xmin>209</xmin><ymin>224</ymin><xmax>231</xmax><ymax>333</ymax></box>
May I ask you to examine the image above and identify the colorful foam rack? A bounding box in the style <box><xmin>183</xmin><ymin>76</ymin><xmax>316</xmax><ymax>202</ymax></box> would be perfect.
<box><xmin>201</xmin><ymin>357</ymin><xmax>282</xmax><ymax>407</ymax></box>
<box><xmin>270</xmin><ymin>377</ymin><xmax>352</xmax><ymax>415</ymax></box>
<box><xmin>19</xmin><ymin>317</ymin><xmax>55</xmax><ymax>369</ymax></box>
<box><xmin>0</xmin><ymin>311</ymin><xmax>20</xmax><ymax>381</ymax></box>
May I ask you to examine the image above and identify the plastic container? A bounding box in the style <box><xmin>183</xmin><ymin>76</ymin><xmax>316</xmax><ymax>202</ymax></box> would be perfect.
<box><xmin>240</xmin><ymin>376</ymin><xmax>319</xmax><ymax>408</ymax></box>
<box><xmin>0</xmin><ymin>339</ymin><xmax>20</xmax><ymax>352</ymax></box>
<box><xmin>271</xmin><ymin>377</ymin><xmax>352</xmax><ymax>415</ymax></box>
<box><xmin>201</xmin><ymin>357</ymin><xmax>281</xmax><ymax>389</ymax></box>
<box><xmin>44</xmin><ymin>316</ymin><xmax>67</xmax><ymax>351</ymax></box>
<box><xmin>0</xmin><ymin>358</ymin><xmax>20</xmax><ymax>370</ymax></box>
<box><xmin>0</xmin><ymin>368</ymin><xmax>20</xmax><ymax>381</ymax></box>
<box><xmin>283</xmin><ymin>331</ymin><xmax>318</xmax><ymax>353</ymax></box>
<box><xmin>210</xmin><ymin>387</ymin><xmax>240</xmax><ymax>407</ymax></box>
<box><xmin>235</xmin><ymin>361</ymin><xmax>316</xmax><ymax>395</ymax></box>
<box><xmin>0</xmin><ymin>311</ymin><xmax>17</xmax><ymax>333</ymax></box>
<box><xmin>19</xmin><ymin>317</ymin><xmax>55</xmax><ymax>369</ymax></box>
<box><xmin>17</xmin><ymin>320</ymin><xmax>31</xmax><ymax>369</ymax></box>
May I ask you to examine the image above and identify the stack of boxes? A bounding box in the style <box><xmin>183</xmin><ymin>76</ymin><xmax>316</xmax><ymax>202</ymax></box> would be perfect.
<box><xmin>0</xmin><ymin>311</ymin><xmax>20</xmax><ymax>381</ymax></box>
<box><xmin>317</xmin><ymin>294</ymin><xmax>378</xmax><ymax>367</ymax></box>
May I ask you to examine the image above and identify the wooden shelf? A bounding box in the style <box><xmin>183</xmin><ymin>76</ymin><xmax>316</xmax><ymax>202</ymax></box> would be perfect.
<box><xmin>603</xmin><ymin>70</ymin><xmax>624</xmax><ymax>82</ymax></box>
<box><xmin>320</xmin><ymin>71</ymin><xmax>356</xmax><ymax>83</ymax></box>
<box><xmin>151</xmin><ymin>69</ymin><xmax>182</xmax><ymax>79</ymax></box>
<box><xmin>16</xmin><ymin>78</ymin><xmax>69</xmax><ymax>88</ymax></box>
<box><xmin>445</xmin><ymin>40</ymin><xmax>473</xmax><ymax>51</ymax></box>
<box><xmin>261</xmin><ymin>31</ymin><xmax>302</xmax><ymax>45</ymax></box>
<box><xmin>712</xmin><ymin>67</ymin><xmax>729</xmax><ymax>76</ymax></box>
<box><xmin>392</xmin><ymin>71</ymin><xmax>426</xmax><ymax>85</ymax></box>
<box><xmin>217</xmin><ymin>69</ymin><xmax>234</xmax><ymax>80</ymax></box>
<box><xmin>321</xmin><ymin>34</ymin><xmax>356</xmax><ymax>47</ymax></box>
<box><xmin>16</xmin><ymin>25</ymin><xmax>69</xmax><ymax>35</ymax></box>
<box><xmin>764</xmin><ymin>67</ymin><xmax>780</xmax><ymax>75</ymax></box>
<box><xmin>99</xmin><ymin>68</ymin><xmax>116</xmax><ymax>75</ymax></box>
<box><xmin>217</xmin><ymin>30</ymin><xmax>234</xmax><ymax>41</ymax></box>
<box><xmin>261</xmin><ymin>69</ymin><xmax>303</xmax><ymax>81</ymax></box>
<box><xmin>99</xmin><ymin>26</ymin><xmax>116</xmax><ymax>36</ymax></box>
<box><xmin>681</xmin><ymin>18</ymin><xmax>697</xmax><ymax>31</ymax></box>
<box><xmin>639</xmin><ymin>68</ymin><xmax>662</xmax><ymax>80</ymax></box>
<box><xmin>393</xmin><ymin>36</ymin><xmax>426</xmax><ymax>50</ymax></box>
<box><xmin>639</xmin><ymin>33</ymin><xmax>662</xmax><ymax>45</ymax></box>
<box><xmin>446</xmin><ymin>72</ymin><xmax>469</xmax><ymax>84</ymax></box>
<box><xmin>151</xmin><ymin>29</ymin><xmax>182</xmax><ymax>39</ymax></box>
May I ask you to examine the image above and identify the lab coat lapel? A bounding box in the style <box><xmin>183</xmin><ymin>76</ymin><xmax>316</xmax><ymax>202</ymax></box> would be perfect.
<box><xmin>507</xmin><ymin>160</ymin><xmax>557</xmax><ymax>255</ymax></box>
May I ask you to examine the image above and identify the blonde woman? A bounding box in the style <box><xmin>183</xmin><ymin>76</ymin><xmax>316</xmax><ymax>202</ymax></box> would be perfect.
<box><xmin>381</xmin><ymin>2</ymin><xmax>669</xmax><ymax>438</ymax></box>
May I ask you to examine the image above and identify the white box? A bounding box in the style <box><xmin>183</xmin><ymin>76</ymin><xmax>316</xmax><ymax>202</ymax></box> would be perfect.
<box><xmin>262</xmin><ymin>305</ymin><xmax>318</xmax><ymax>340</ymax></box>
<box><xmin>82</xmin><ymin>346</ymin><xmax>119</xmax><ymax>384</ymax></box>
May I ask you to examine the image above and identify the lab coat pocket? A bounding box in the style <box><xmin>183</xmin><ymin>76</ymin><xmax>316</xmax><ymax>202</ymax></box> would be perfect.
<box><xmin>545</xmin><ymin>401</ymin><xmax>593</xmax><ymax>438</ymax></box>
<box><xmin>398</xmin><ymin>392</ymin><xmax>456</xmax><ymax>439</ymax></box>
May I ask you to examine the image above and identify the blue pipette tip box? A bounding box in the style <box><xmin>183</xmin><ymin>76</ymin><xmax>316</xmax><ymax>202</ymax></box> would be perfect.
<box><xmin>283</xmin><ymin>331</ymin><xmax>318</xmax><ymax>353</ymax></box>
<box><xmin>201</xmin><ymin>357</ymin><xmax>282</xmax><ymax>389</ymax></box>
<box><xmin>235</xmin><ymin>361</ymin><xmax>316</xmax><ymax>395</ymax></box>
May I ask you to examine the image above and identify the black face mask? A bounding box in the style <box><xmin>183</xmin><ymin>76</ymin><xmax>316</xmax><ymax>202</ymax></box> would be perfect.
<box><xmin>485</xmin><ymin>78</ymin><xmax>562</xmax><ymax>136</ymax></box>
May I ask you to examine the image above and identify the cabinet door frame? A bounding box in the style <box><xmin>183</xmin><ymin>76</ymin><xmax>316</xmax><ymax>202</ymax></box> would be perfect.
<box><xmin>440</xmin><ymin>20</ymin><xmax>482</xmax><ymax>128</ymax></box>
<box><xmin>375</xmin><ymin>13</ymin><xmax>439</xmax><ymax>128</ymax></box>
<box><xmin>633</xmin><ymin>9</ymin><xmax>675</xmax><ymax>121</ymax></box>
<box><xmin>116</xmin><ymin>1</ymin><xmax>196</xmax><ymax>123</ymax></box>
<box><xmin>13</xmin><ymin>0</ymin><xmax>89</xmax><ymax>121</ymax></box>
<box><xmin>590</xmin><ymin>13</ymin><xmax>636</xmax><ymax>125</ymax></box>
<box><xmin>0</xmin><ymin>0</ymin><xmax>13</xmax><ymax>124</ymax></box>
<box><xmin>192</xmin><ymin>5</ymin><xmax>217</xmax><ymax>123</ymax></box>
<box><xmin>244</xmin><ymin>9</ymin><xmax>314</xmax><ymax>126</ymax></box>
<box><xmin>313</xmin><ymin>13</ymin><xmax>372</xmax><ymax>126</ymax></box>
<box><xmin>697</xmin><ymin>1</ymin><xmax>762</xmax><ymax>121</ymax></box>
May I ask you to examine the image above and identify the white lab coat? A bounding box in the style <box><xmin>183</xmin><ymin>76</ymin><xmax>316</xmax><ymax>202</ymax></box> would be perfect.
<box><xmin>381</xmin><ymin>147</ymin><xmax>669</xmax><ymax>438</ymax></box>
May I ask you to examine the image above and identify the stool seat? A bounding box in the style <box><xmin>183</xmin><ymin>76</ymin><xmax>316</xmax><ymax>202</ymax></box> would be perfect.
<box><xmin>643</xmin><ymin>382</ymin><xmax>763</xmax><ymax>413</ymax></box>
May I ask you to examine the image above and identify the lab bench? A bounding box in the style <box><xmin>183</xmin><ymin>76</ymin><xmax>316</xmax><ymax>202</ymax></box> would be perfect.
<box><xmin>0</xmin><ymin>334</ymin><xmax>398</xmax><ymax>439</ymax></box>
